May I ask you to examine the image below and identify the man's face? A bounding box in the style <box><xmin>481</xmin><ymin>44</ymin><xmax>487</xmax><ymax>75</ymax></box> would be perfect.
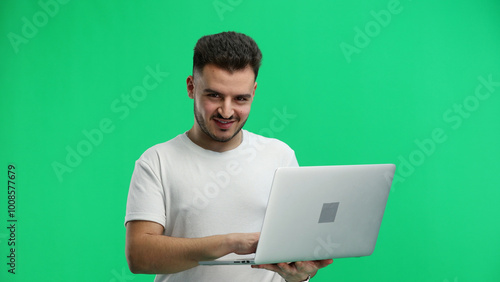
<box><xmin>187</xmin><ymin>64</ymin><xmax>257</xmax><ymax>148</ymax></box>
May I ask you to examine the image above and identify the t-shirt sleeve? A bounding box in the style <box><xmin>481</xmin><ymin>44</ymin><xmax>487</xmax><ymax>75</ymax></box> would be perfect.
<box><xmin>287</xmin><ymin>150</ymin><xmax>299</xmax><ymax>167</ymax></box>
<box><xmin>124</xmin><ymin>158</ymin><xmax>166</xmax><ymax>227</ymax></box>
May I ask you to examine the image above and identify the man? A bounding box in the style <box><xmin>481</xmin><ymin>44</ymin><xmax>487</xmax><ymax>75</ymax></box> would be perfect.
<box><xmin>125</xmin><ymin>31</ymin><xmax>333</xmax><ymax>281</ymax></box>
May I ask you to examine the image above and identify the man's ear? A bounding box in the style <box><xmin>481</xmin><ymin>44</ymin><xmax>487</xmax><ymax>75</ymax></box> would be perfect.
<box><xmin>187</xmin><ymin>75</ymin><xmax>195</xmax><ymax>99</ymax></box>
<box><xmin>252</xmin><ymin>81</ymin><xmax>257</xmax><ymax>100</ymax></box>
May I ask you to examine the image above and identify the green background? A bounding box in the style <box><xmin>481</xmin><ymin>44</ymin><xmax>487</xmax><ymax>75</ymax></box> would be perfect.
<box><xmin>1</xmin><ymin>0</ymin><xmax>499</xmax><ymax>281</ymax></box>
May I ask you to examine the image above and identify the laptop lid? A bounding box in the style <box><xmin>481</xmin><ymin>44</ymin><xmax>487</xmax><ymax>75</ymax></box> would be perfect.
<box><xmin>253</xmin><ymin>164</ymin><xmax>395</xmax><ymax>264</ymax></box>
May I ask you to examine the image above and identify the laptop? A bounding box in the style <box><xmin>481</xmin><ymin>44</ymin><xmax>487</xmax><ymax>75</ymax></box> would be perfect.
<box><xmin>199</xmin><ymin>164</ymin><xmax>396</xmax><ymax>265</ymax></box>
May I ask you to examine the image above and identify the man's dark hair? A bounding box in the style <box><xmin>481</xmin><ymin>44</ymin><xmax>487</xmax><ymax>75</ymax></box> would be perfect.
<box><xmin>193</xmin><ymin>31</ymin><xmax>262</xmax><ymax>80</ymax></box>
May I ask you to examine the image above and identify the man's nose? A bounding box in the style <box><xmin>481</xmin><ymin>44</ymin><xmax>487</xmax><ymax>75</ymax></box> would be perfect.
<box><xmin>218</xmin><ymin>99</ymin><xmax>234</xmax><ymax>119</ymax></box>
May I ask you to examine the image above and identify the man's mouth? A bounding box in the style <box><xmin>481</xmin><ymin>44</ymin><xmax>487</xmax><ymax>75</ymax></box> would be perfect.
<box><xmin>213</xmin><ymin>118</ymin><xmax>236</xmax><ymax>129</ymax></box>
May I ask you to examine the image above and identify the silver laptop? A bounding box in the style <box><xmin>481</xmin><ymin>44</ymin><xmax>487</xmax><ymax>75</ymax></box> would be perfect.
<box><xmin>199</xmin><ymin>164</ymin><xmax>396</xmax><ymax>265</ymax></box>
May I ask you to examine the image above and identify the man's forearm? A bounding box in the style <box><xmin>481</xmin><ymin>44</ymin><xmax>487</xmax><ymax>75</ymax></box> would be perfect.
<box><xmin>125</xmin><ymin>220</ymin><xmax>260</xmax><ymax>275</ymax></box>
<box><xmin>126</xmin><ymin>232</ymin><xmax>234</xmax><ymax>274</ymax></box>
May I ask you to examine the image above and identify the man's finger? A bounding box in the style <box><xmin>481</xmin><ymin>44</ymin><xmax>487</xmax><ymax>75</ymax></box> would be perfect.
<box><xmin>277</xmin><ymin>262</ymin><xmax>295</xmax><ymax>273</ymax></box>
<box><xmin>295</xmin><ymin>261</ymin><xmax>307</xmax><ymax>272</ymax></box>
<box><xmin>251</xmin><ymin>264</ymin><xmax>283</xmax><ymax>274</ymax></box>
<box><xmin>315</xmin><ymin>259</ymin><xmax>334</xmax><ymax>268</ymax></box>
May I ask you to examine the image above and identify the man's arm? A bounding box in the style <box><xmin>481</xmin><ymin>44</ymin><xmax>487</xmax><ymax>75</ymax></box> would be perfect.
<box><xmin>125</xmin><ymin>220</ymin><xmax>259</xmax><ymax>274</ymax></box>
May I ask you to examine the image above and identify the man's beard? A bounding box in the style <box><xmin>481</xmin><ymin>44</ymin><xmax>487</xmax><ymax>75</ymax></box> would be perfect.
<box><xmin>193</xmin><ymin>103</ymin><xmax>247</xmax><ymax>143</ymax></box>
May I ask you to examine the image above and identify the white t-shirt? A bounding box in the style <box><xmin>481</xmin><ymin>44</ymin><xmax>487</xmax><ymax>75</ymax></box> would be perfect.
<box><xmin>125</xmin><ymin>130</ymin><xmax>298</xmax><ymax>282</ymax></box>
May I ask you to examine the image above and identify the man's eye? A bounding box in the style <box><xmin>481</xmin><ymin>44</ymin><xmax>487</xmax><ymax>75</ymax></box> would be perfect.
<box><xmin>208</xmin><ymin>93</ymin><xmax>220</xmax><ymax>98</ymax></box>
<box><xmin>236</xmin><ymin>97</ymin><xmax>247</xmax><ymax>102</ymax></box>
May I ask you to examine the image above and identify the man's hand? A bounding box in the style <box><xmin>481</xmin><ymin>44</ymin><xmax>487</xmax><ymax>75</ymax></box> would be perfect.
<box><xmin>252</xmin><ymin>259</ymin><xmax>333</xmax><ymax>282</ymax></box>
<box><xmin>226</xmin><ymin>232</ymin><xmax>260</xmax><ymax>255</ymax></box>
